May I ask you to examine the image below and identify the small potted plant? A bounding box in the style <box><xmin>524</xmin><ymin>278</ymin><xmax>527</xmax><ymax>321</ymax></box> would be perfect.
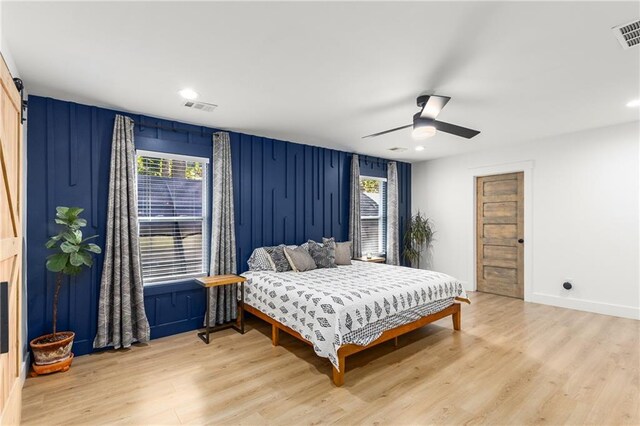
<box><xmin>403</xmin><ymin>211</ymin><xmax>435</xmax><ymax>269</ymax></box>
<box><xmin>29</xmin><ymin>207</ymin><xmax>101</xmax><ymax>375</ymax></box>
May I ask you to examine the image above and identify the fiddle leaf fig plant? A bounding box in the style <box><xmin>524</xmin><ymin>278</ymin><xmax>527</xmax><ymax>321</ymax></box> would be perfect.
<box><xmin>403</xmin><ymin>211</ymin><xmax>435</xmax><ymax>269</ymax></box>
<box><xmin>45</xmin><ymin>207</ymin><xmax>101</xmax><ymax>338</ymax></box>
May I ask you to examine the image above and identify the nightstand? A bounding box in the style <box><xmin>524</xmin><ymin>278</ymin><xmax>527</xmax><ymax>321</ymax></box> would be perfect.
<box><xmin>354</xmin><ymin>256</ymin><xmax>386</xmax><ymax>263</ymax></box>
<box><xmin>196</xmin><ymin>274</ymin><xmax>247</xmax><ymax>344</ymax></box>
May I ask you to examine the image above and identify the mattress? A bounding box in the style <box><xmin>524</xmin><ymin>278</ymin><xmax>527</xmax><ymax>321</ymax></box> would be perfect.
<box><xmin>242</xmin><ymin>261</ymin><xmax>466</xmax><ymax>369</ymax></box>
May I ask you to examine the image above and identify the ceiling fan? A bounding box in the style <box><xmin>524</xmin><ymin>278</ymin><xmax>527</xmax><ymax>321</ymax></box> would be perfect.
<box><xmin>362</xmin><ymin>95</ymin><xmax>480</xmax><ymax>140</ymax></box>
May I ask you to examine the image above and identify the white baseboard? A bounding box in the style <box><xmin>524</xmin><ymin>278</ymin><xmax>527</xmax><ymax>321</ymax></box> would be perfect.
<box><xmin>529</xmin><ymin>292</ymin><xmax>640</xmax><ymax>320</ymax></box>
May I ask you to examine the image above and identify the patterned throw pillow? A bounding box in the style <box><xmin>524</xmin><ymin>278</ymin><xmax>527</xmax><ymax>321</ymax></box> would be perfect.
<box><xmin>323</xmin><ymin>238</ymin><xmax>352</xmax><ymax>265</ymax></box>
<box><xmin>247</xmin><ymin>247</ymin><xmax>275</xmax><ymax>271</ymax></box>
<box><xmin>320</xmin><ymin>237</ymin><xmax>339</xmax><ymax>264</ymax></box>
<box><xmin>307</xmin><ymin>240</ymin><xmax>337</xmax><ymax>269</ymax></box>
<box><xmin>321</xmin><ymin>237</ymin><xmax>336</xmax><ymax>252</ymax></box>
<box><xmin>283</xmin><ymin>246</ymin><xmax>317</xmax><ymax>272</ymax></box>
<box><xmin>264</xmin><ymin>244</ymin><xmax>292</xmax><ymax>272</ymax></box>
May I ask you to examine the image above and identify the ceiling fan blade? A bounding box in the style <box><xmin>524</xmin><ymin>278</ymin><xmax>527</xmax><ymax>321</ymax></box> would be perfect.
<box><xmin>420</xmin><ymin>95</ymin><xmax>451</xmax><ymax>120</ymax></box>
<box><xmin>433</xmin><ymin>120</ymin><xmax>480</xmax><ymax>139</ymax></box>
<box><xmin>362</xmin><ymin>124</ymin><xmax>412</xmax><ymax>139</ymax></box>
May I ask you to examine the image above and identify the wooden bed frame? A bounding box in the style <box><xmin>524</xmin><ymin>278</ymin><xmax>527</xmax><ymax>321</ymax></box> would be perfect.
<box><xmin>244</xmin><ymin>300</ymin><xmax>466</xmax><ymax>386</ymax></box>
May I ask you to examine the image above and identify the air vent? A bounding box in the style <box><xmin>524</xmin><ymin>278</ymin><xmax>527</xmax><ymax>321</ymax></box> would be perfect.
<box><xmin>182</xmin><ymin>100</ymin><xmax>218</xmax><ymax>112</ymax></box>
<box><xmin>388</xmin><ymin>147</ymin><xmax>407</xmax><ymax>152</ymax></box>
<box><xmin>612</xmin><ymin>19</ymin><xmax>640</xmax><ymax>49</ymax></box>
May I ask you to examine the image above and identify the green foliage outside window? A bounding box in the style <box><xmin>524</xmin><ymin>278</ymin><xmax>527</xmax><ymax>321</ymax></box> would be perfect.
<box><xmin>360</xmin><ymin>178</ymin><xmax>380</xmax><ymax>193</ymax></box>
<box><xmin>137</xmin><ymin>157</ymin><xmax>203</xmax><ymax>180</ymax></box>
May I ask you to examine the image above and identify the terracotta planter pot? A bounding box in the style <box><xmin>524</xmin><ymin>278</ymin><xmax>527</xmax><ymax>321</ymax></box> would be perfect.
<box><xmin>30</xmin><ymin>331</ymin><xmax>75</xmax><ymax>366</ymax></box>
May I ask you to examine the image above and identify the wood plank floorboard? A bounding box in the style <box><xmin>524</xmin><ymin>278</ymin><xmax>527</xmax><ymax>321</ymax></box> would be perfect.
<box><xmin>21</xmin><ymin>292</ymin><xmax>639</xmax><ymax>425</ymax></box>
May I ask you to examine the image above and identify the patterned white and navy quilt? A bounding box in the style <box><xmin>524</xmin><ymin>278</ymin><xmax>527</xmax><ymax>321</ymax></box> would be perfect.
<box><xmin>242</xmin><ymin>262</ymin><xmax>466</xmax><ymax>370</ymax></box>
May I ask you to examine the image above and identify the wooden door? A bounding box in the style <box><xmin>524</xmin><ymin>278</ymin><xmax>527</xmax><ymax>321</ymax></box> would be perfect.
<box><xmin>0</xmin><ymin>53</ymin><xmax>23</xmax><ymax>425</ymax></box>
<box><xmin>476</xmin><ymin>172</ymin><xmax>524</xmax><ymax>299</ymax></box>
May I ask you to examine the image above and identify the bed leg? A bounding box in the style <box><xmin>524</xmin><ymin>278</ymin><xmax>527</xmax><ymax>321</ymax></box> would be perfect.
<box><xmin>394</xmin><ymin>336</ymin><xmax>398</xmax><ymax>347</ymax></box>
<box><xmin>452</xmin><ymin>304</ymin><xmax>461</xmax><ymax>331</ymax></box>
<box><xmin>271</xmin><ymin>324</ymin><xmax>280</xmax><ymax>346</ymax></box>
<box><xmin>332</xmin><ymin>355</ymin><xmax>345</xmax><ymax>387</ymax></box>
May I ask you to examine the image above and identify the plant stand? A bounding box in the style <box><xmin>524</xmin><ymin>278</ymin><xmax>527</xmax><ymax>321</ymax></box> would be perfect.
<box><xmin>30</xmin><ymin>353</ymin><xmax>74</xmax><ymax>377</ymax></box>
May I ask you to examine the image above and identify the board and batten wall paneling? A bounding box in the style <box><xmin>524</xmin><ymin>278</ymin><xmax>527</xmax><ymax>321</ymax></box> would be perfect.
<box><xmin>26</xmin><ymin>96</ymin><xmax>412</xmax><ymax>356</ymax></box>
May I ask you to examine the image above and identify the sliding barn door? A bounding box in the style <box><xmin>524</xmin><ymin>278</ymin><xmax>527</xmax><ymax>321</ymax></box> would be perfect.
<box><xmin>0</xmin><ymin>54</ymin><xmax>23</xmax><ymax>425</ymax></box>
<box><xmin>476</xmin><ymin>172</ymin><xmax>524</xmax><ymax>299</ymax></box>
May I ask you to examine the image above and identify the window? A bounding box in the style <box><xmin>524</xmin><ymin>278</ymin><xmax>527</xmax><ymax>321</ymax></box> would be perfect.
<box><xmin>359</xmin><ymin>176</ymin><xmax>387</xmax><ymax>256</ymax></box>
<box><xmin>136</xmin><ymin>150</ymin><xmax>209</xmax><ymax>284</ymax></box>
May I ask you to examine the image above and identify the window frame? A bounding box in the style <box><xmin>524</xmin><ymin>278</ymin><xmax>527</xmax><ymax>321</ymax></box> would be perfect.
<box><xmin>359</xmin><ymin>175</ymin><xmax>388</xmax><ymax>256</ymax></box>
<box><xmin>135</xmin><ymin>149</ymin><xmax>210</xmax><ymax>285</ymax></box>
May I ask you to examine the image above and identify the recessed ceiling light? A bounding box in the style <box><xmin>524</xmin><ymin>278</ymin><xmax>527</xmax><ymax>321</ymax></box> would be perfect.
<box><xmin>626</xmin><ymin>99</ymin><xmax>640</xmax><ymax>107</ymax></box>
<box><xmin>179</xmin><ymin>88</ymin><xmax>199</xmax><ymax>100</ymax></box>
<box><xmin>415</xmin><ymin>146</ymin><xmax>425</xmax><ymax>151</ymax></box>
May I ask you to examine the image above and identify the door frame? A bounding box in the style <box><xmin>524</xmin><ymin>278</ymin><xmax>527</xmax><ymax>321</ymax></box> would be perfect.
<box><xmin>468</xmin><ymin>161</ymin><xmax>534</xmax><ymax>301</ymax></box>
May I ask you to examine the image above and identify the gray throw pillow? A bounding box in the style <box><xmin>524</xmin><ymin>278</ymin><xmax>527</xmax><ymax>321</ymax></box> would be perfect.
<box><xmin>335</xmin><ymin>242</ymin><xmax>353</xmax><ymax>265</ymax></box>
<box><xmin>323</xmin><ymin>238</ymin><xmax>352</xmax><ymax>265</ymax></box>
<box><xmin>264</xmin><ymin>244</ymin><xmax>292</xmax><ymax>272</ymax></box>
<box><xmin>307</xmin><ymin>240</ymin><xmax>337</xmax><ymax>268</ymax></box>
<box><xmin>283</xmin><ymin>246</ymin><xmax>317</xmax><ymax>272</ymax></box>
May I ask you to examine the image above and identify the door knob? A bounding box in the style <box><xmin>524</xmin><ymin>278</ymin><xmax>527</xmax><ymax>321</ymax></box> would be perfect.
<box><xmin>518</xmin><ymin>239</ymin><xmax>524</xmax><ymax>244</ymax></box>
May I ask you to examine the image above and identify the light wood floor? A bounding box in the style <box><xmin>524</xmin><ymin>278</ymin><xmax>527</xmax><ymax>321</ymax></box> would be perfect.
<box><xmin>21</xmin><ymin>292</ymin><xmax>639</xmax><ymax>425</ymax></box>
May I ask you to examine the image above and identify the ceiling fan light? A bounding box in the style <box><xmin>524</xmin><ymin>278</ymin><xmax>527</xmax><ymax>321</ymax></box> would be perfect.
<box><xmin>412</xmin><ymin>125</ymin><xmax>436</xmax><ymax>140</ymax></box>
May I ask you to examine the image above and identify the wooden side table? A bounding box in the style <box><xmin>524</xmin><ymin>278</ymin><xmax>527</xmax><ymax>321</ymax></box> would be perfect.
<box><xmin>354</xmin><ymin>256</ymin><xmax>386</xmax><ymax>263</ymax></box>
<box><xmin>196</xmin><ymin>274</ymin><xmax>247</xmax><ymax>344</ymax></box>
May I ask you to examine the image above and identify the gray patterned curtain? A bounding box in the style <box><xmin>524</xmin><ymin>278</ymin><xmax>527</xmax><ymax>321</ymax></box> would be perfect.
<box><xmin>206</xmin><ymin>132</ymin><xmax>238</xmax><ymax>326</ymax></box>
<box><xmin>349</xmin><ymin>154</ymin><xmax>362</xmax><ymax>258</ymax></box>
<box><xmin>94</xmin><ymin>115</ymin><xmax>150</xmax><ymax>349</ymax></box>
<box><xmin>386</xmin><ymin>161</ymin><xmax>400</xmax><ymax>265</ymax></box>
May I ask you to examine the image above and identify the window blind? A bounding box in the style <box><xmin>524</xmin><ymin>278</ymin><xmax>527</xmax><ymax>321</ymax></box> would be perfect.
<box><xmin>359</xmin><ymin>176</ymin><xmax>387</xmax><ymax>255</ymax></box>
<box><xmin>136</xmin><ymin>151</ymin><xmax>209</xmax><ymax>284</ymax></box>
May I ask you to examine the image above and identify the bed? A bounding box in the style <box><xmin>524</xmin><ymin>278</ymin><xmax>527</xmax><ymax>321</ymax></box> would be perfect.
<box><xmin>241</xmin><ymin>261</ymin><xmax>469</xmax><ymax>386</ymax></box>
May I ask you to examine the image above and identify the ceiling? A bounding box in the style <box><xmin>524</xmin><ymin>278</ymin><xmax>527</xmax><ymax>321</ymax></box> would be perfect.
<box><xmin>3</xmin><ymin>1</ymin><xmax>639</xmax><ymax>162</ymax></box>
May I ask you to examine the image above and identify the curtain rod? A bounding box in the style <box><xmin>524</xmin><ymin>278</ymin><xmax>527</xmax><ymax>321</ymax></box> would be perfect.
<box><xmin>131</xmin><ymin>121</ymin><xmax>221</xmax><ymax>136</ymax></box>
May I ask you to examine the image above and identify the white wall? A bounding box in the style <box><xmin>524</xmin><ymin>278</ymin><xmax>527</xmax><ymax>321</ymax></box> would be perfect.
<box><xmin>412</xmin><ymin>121</ymin><xmax>640</xmax><ymax>319</ymax></box>
<box><xmin>0</xmin><ymin>0</ymin><xmax>20</xmax><ymax>77</ymax></box>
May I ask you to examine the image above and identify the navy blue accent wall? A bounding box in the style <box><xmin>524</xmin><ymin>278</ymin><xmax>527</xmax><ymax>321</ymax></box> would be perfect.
<box><xmin>26</xmin><ymin>95</ymin><xmax>411</xmax><ymax>356</ymax></box>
